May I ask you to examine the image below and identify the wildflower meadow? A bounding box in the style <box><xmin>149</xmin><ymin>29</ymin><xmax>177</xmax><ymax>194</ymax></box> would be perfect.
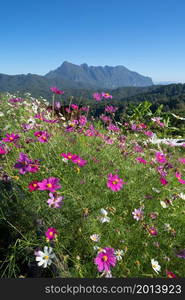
<box><xmin>0</xmin><ymin>89</ymin><xmax>185</xmax><ymax>278</ymax></box>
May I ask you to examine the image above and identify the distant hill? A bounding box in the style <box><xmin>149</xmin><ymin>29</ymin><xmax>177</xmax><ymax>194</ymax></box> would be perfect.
<box><xmin>45</xmin><ymin>61</ymin><xmax>153</xmax><ymax>88</ymax></box>
<box><xmin>0</xmin><ymin>61</ymin><xmax>153</xmax><ymax>98</ymax></box>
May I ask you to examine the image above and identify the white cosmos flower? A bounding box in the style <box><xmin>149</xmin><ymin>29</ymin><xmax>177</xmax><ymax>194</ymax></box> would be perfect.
<box><xmin>35</xmin><ymin>246</ymin><xmax>55</xmax><ymax>268</ymax></box>
<box><xmin>100</xmin><ymin>208</ymin><xmax>108</xmax><ymax>216</ymax></box>
<box><xmin>179</xmin><ymin>193</ymin><xmax>185</xmax><ymax>200</ymax></box>
<box><xmin>151</xmin><ymin>259</ymin><xmax>161</xmax><ymax>274</ymax></box>
<box><xmin>160</xmin><ymin>201</ymin><xmax>167</xmax><ymax>208</ymax></box>
<box><xmin>114</xmin><ymin>249</ymin><xmax>124</xmax><ymax>261</ymax></box>
<box><xmin>152</xmin><ymin>187</ymin><xmax>160</xmax><ymax>193</ymax></box>
<box><xmin>90</xmin><ymin>234</ymin><xmax>101</xmax><ymax>242</ymax></box>
<box><xmin>99</xmin><ymin>216</ymin><xmax>110</xmax><ymax>223</ymax></box>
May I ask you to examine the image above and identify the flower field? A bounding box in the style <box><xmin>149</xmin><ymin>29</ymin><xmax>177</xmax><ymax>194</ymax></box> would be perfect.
<box><xmin>0</xmin><ymin>90</ymin><xmax>185</xmax><ymax>278</ymax></box>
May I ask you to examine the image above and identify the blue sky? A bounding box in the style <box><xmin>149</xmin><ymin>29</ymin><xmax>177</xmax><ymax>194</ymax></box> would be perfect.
<box><xmin>1</xmin><ymin>0</ymin><xmax>185</xmax><ymax>82</ymax></box>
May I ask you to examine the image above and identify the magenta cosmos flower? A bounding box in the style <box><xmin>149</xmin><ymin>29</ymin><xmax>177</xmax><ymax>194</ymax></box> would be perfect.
<box><xmin>107</xmin><ymin>173</ymin><xmax>125</xmax><ymax>191</ymax></box>
<box><xmin>47</xmin><ymin>192</ymin><xmax>64</xmax><ymax>208</ymax></box>
<box><xmin>155</xmin><ymin>152</ymin><xmax>167</xmax><ymax>164</ymax></box>
<box><xmin>94</xmin><ymin>247</ymin><xmax>117</xmax><ymax>272</ymax></box>
<box><xmin>93</xmin><ymin>93</ymin><xmax>103</xmax><ymax>101</ymax></box>
<box><xmin>28</xmin><ymin>180</ymin><xmax>40</xmax><ymax>192</ymax></box>
<box><xmin>14</xmin><ymin>152</ymin><xmax>40</xmax><ymax>174</ymax></box>
<box><xmin>160</xmin><ymin>177</ymin><xmax>168</xmax><ymax>185</ymax></box>
<box><xmin>60</xmin><ymin>152</ymin><xmax>75</xmax><ymax>161</ymax></box>
<box><xmin>50</xmin><ymin>87</ymin><xmax>64</xmax><ymax>95</ymax></box>
<box><xmin>0</xmin><ymin>146</ymin><xmax>7</xmax><ymax>155</ymax></box>
<box><xmin>105</xmin><ymin>105</ymin><xmax>118</xmax><ymax>113</ymax></box>
<box><xmin>38</xmin><ymin>177</ymin><xmax>61</xmax><ymax>192</ymax></box>
<box><xmin>148</xmin><ymin>227</ymin><xmax>158</xmax><ymax>236</ymax></box>
<box><xmin>101</xmin><ymin>92</ymin><xmax>113</xmax><ymax>99</ymax></box>
<box><xmin>72</xmin><ymin>155</ymin><xmax>87</xmax><ymax>167</ymax></box>
<box><xmin>34</xmin><ymin>131</ymin><xmax>50</xmax><ymax>143</ymax></box>
<box><xmin>136</xmin><ymin>157</ymin><xmax>147</xmax><ymax>164</ymax></box>
<box><xmin>45</xmin><ymin>227</ymin><xmax>58</xmax><ymax>240</ymax></box>
<box><xmin>2</xmin><ymin>133</ymin><xmax>20</xmax><ymax>143</ymax></box>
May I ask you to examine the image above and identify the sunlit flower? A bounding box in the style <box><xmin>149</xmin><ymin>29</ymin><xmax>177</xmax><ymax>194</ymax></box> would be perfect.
<box><xmin>47</xmin><ymin>192</ymin><xmax>64</xmax><ymax>208</ymax></box>
<box><xmin>114</xmin><ymin>249</ymin><xmax>124</xmax><ymax>261</ymax></box>
<box><xmin>90</xmin><ymin>234</ymin><xmax>101</xmax><ymax>242</ymax></box>
<box><xmin>166</xmin><ymin>270</ymin><xmax>177</xmax><ymax>278</ymax></box>
<box><xmin>35</xmin><ymin>246</ymin><xmax>55</xmax><ymax>268</ymax></box>
<box><xmin>50</xmin><ymin>87</ymin><xmax>64</xmax><ymax>95</ymax></box>
<box><xmin>28</xmin><ymin>180</ymin><xmax>39</xmax><ymax>191</ymax></box>
<box><xmin>148</xmin><ymin>227</ymin><xmax>158</xmax><ymax>236</ymax></box>
<box><xmin>2</xmin><ymin>133</ymin><xmax>20</xmax><ymax>143</ymax></box>
<box><xmin>132</xmin><ymin>208</ymin><xmax>144</xmax><ymax>221</ymax></box>
<box><xmin>107</xmin><ymin>173</ymin><xmax>125</xmax><ymax>192</ymax></box>
<box><xmin>38</xmin><ymin>177</ymin><xmax>61</xmax><ymax>192</ymax></box>
<box><xmin>93</xmin><ymin>93</ymin><xmax>103</xmax><ymax>101</ymax></box>
<box><xmin>151</xmin><ymin>259</ymin><xmax>161</xmax><ymax>274</ymax></box>
<box><xmin>155</xmin><ymin>152</ymin><xmax>167</xmax><ymax>164</ymax></box>
<box><xmin>94</xmin><ymin>247</ymin><xmax>116</xmax><ymax>272</ymax></box>
<box><xmin>160</xmin><ymin>177</ymin><xmax>168</xmax><ymax>185</ymax></box>
<box><xmin>136</xmin><ymin>157</ymin><xmax>147</xmax><ymax>164</ymax></box>
<box><xmin>45</xmin><ymin>227</ymin><xmax>58</xmax><ymax>241</ymax></box>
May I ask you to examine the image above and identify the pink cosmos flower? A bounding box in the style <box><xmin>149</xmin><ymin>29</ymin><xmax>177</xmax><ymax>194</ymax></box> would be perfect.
<box><xmin>71</xmin><ymin>155</ymin><xmax>87</xmax><ymax>167</ymax></box>
<box><xmin>149</xmin><ymin>212</ymin><xmax>158</xmax><ymax>219</ymax></box>
<box><xmin>132</xmin><ymin>208</ymin><xmax>144</xmax><ymax>221</ymax></box>
<box><xmin>157</xmin><ymin>166</ymin><xmax>167</xmax><ymax>177</ymax></box>
<box><xmin>160</xmin><ymin>177</ymin><xmax>168</xmax><ymax>185</ymax></box>
<box><xmin>47</xmin><ymin>192</ymin><xmax>64</xmax><ymax>208</ymax></box>
<box><xmin>107</xmin><ymin>124</ymin><xmax>120</xmax><ymax>132</ymax></box>
<box><xmin>79</xmin><ymin>116</ymin><xmax>87</xmax><ymax>126</ymax></box>
<box><xmin>151</xmin><ymin>117</ymin><xmax>165</xmax><ymax>127</ymax></box>
<box><xmin>28</xmin><ymin>180</ymin><xmax>39</xmax><ymax>192</ymax></box>
<box><xmin>148</xmin><ymin>227</ymin><xmax>158</xmax><ymax>236</ymax></box>
<box><xmin>101</xmin><ymin>92</ymin><xmax>113</xmax><ymax>99</ymax></box>
<box><xmin>2</xmin><ymin>133</ymin><xmax>20</xmax><ymax>143</ymax></box>
<box><xmin>144</xmin><ymin>131</ymin><xmax>154</xmax><ymax>137</ymax></box>
<box><xmin>166</xmin><ymin>270</ymin><xmax>177</xmax><ymax>278</ymax></box>
<box><xmin>175</xmin><ymin>172</ymin><xmax>185</xmax><ymax>184</ymax></box>
<box><xmin>9</xmin><ymin>97</ymin><xmax>23</xmax><ymax>103</ymax></box>
<box><xmin>0</xmin><ymin>147</ymin><xmax>7</xmax><ymax>155</ymax></box>
<box><xmin>133</xmin><ymin>145</ymin><xmax>143</xmax><ymax>153</ymax></box>
<box><xmin>136</xmin><ymin>157</ymin><xmax>147</xmax><ymax>164</ymax></box>
<box><xmin>60</xmin><ymin>152</ymin><xmax>76</xmax><ymax>160</ymax></box>
<box><xmin>14</xmin><ymin>152</ymin><xmax>40</xmax><ymax>174</ymax></box>
<box><xmin>105</xmin><ymin>105</ymin><xmax>118</xmax><ymax>113</ymax></box>
<box><xmin>94</xmin><ymin>247</ymin><xmax>116</xmax><ymax>272</ymax></box>
<box><xmin>71</xmin><ymin>104</ymin><xmax>79</xmax><ymax>110</ymax></box>
<box><xmin>107</xmin><ymin>173</ymin><xmax>125</xmax><ymax>191</ymax></box>
<box><xmin>93</xmin><ymin>93</ymin><xmax>103</xmax><ymax>101</ymax></box>
<box><xmin>38</xmin><ymin>177</ymin><xmax>61</xmax><ymax>192</ymax></box>
<box><xmin>100</xmin><ymin>114</ymin><xmax>112</xmax><ymax>123</ymax></box>
<box><xmin>155</xmin><ymin>152</ymin><xmax>167</xmax><ymax>164</ymax></box>
<box><xmin>178</xmin><ymin>158</ymin><xmax>185</xmax><ymax>164</ymax></box>
<box><xmin>50</xmin><ymin>87</ymin><xmax>64</xmax><ymax>95</ymax></box>
<box><xmin>45</xmin><ymin>227</ymin><xmax>58</xmax><ymax>240</ymax></box>
<box><xmin>34</xmin><ymin>131</ymin><xmax>50</xmax><ymax>143</ymax></box>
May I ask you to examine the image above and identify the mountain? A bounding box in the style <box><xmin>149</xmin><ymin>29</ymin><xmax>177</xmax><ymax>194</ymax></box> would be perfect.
<box><xmin>0</xmin><ymin>62</ymin><xmax>153</xmax><ymax>98</ymax></box>
<box><xmin>45</xmin><ymin>61</ymin><xmax>153</xmax><ymax>88</ymax></box>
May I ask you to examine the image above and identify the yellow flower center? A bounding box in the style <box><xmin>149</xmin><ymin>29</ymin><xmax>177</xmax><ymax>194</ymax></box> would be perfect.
<box><xmin>49</xmin><ymin>232</ymin><xmax>53</xmax><ymax>236</ymax></box>
<box><xmin>113</xmin><ymin>179</ymin><xmax>119</xmax><ymax>185</ymax></box>
<box><xmin>44</xmin><ymin>255</ymin><xmax>49</xmax><ymax>260</ymax></box>
<box><xmin>68</xmin><ymin>155</ymin><xmax>72</xmax><ymax>159</ymax></box>
<box><xmin>9</xmin><ymin>137</ymin><xmax>13</xmax><ymax>140</ymax></box>
<box><xmin>47</xmin><ymin>183</ymin><xmax>52</xmax><ymax>188</ymax></box>
<box><xmin>102</xmin><ymin>255</ymin><xmax>108</xmax><ymax>262</ymax></box>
